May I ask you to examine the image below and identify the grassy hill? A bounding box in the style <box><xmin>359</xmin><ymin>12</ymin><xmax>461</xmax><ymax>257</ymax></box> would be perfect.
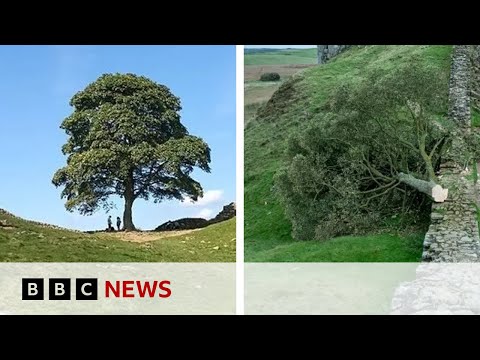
<box><xmin>245</xmin><ymin>45</ymin><xmax>453</xmax><ymax>262</ymax></box>
<box><xmin>0</xmin><ymin>209</ymin><xmax>235</xmax><ymax>262</ymax></box>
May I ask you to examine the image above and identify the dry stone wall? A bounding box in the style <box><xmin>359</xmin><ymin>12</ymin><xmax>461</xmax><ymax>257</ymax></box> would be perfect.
<box><xmin>390</xmin><ymin>263</ymin><xmax>480</xmax><ymax>315</ymax></box>
<box><xmin>422</xmin><ymin>45</ymin><xmax>480</xmax><ymax>263</ymax></box>
<box><xmin>448</xmin><ymin>45</ymin><xmax>472</xmax><ymax>127</ymax></box>
<box><xmin>422</xmin><ymin>163</ymin><xmax>480</xmax><ymax>262</ymax></box>
<box><xmin>390</xmin><ymin>45</ymin><xmax>480</xmax><ymax>314</ymax></box>
<box><xmin>469</xmin><ymin>45</ymin><xmax>480</xmax><ymax>111</ymax></box>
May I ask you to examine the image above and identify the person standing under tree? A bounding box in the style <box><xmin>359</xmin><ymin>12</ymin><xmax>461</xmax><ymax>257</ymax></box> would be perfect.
<box><xmin>117</xmin><ymin>216</ymin><xmax>122</xmax><ymax>231</ymax></box>
<box><xmin>107</xmin><ymin>215</ymin><xmax>112</xmax><ymax>231</ymax></box>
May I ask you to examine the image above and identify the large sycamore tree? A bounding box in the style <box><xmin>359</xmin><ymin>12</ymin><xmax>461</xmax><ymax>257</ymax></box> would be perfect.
<box><xmin>53</xmin><ymin>73</ymin><xmax>211</xmax><ymax>230</ymax></box>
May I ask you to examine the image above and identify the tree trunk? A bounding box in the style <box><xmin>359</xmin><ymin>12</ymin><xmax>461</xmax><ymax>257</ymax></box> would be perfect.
<box><xmin>398</xmin><ymin>173</ymin><xmax>448</xmax><ymax>202</ymax></box>
<box><xmin>123</xmin><ymin>196</ymin><xmax>135</xmax><ymax>231</ymax></box>
<box><xmin>123</xmin><ymin>170</ymin><xmax>136</xmax><ymax>231</ymax></box>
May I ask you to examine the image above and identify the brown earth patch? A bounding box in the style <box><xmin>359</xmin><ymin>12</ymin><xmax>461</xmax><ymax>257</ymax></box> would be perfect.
<box><xmin>102</xmin><ymin>229</ymin><xmax>200</xmax><ymax>243</ymax></box>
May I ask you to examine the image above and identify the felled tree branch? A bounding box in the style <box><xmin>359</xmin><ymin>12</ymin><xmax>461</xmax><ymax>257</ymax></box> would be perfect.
<box><xmin>398</xmin><ymin>172</ymin><xmax>448</xmax><ymax>202</ymax></box>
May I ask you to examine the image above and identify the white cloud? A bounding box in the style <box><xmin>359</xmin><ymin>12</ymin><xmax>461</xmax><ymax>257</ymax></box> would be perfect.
<box><xmin>182</xmin><ymin>190</ymin><xmax>224</xmax><ymax>207</ymax></box>
<box><xmin>196</xmin><ymin>208</ymin><xmax>214</xmax><ymax>219</ymax></box>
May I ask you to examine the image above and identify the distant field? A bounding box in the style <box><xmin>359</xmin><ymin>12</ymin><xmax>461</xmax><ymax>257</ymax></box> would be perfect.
<box><xmin>244</xmin><ymin>48</ymin><xmax>317</xmax><ymax>65</ymax></box>
<box><xmin>245</xmin><ymin>81</ymin><xmax>280</xmax><ymax>104</ymax></box>
<box><xmin>245</xmin><ymin>64</ymin><xmax>315</xmax><ymax>82</ymax></box>
<box><xmin>244</xmin><ymin>48</ymin><xmax>317</xmax><ymax>125</ymax></box>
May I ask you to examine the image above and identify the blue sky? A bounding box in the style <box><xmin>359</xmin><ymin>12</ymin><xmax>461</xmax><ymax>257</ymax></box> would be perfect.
<box><xmin>0</xmin><ymin>45</ymin><xmax>235</xmax><ymax>231</ymax></box>
<box><xmin>245</xmin><ymin>45</ymin><xmax>315</xmax><ymax>49</ymax></box>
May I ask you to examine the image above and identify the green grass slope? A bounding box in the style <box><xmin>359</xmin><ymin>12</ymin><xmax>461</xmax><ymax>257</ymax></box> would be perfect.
<box><xmin>245</xmin><ymin>45</ymin><xmax>453</xmax><ymax>262</ymax></box>
<box><xmin>0</xmin><ymin>210</ymin><xmax>235</xmax><ymax>262</ymax></box>
<box><xmin>245</xmin><ymin>48</ymin><xmax>317</xmax><ymax>65</ymax></box>
<box><xmin>247</xmin><ymin>233</ymin><xmax>424</xmax><ymax>262</ymax></box>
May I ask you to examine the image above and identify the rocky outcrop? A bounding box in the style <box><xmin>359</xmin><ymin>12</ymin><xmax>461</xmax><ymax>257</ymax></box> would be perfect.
<box><xmin>154</xmin><ymin>202</ymin><xmax>236</xmax><ymax>231</ymax></box>
<box><xmin>209</xmin><ymin>202</ymin><xmax>236</xmax><ymax>224</ymax></box>
<box><xmin>154</xmin><ymin>218</ymin><xmax>209</xmax><ymax>231</ymax></box>
<box><xmin>317</xmin><ymin>45</ymin><xmax>351</xmax><ymax>64</ymax></box>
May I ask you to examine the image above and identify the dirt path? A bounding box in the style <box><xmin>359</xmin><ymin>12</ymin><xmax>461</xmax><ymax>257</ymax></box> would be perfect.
<box><xmin>101</xmin><ymin>229</ymin><xmax>200</xmax><ymax>243</ymax></box>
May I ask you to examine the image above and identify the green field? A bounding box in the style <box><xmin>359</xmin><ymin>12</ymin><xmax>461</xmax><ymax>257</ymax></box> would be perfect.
<box><xmin>244</xmin><ymin>48</ymin><xmax>317</xmax><ymax>125</ymax></box>
<box><xmin>0</xmin><ymin>209</ymin><xmax>235</xmax><ymax>262</ymax></box>
<box><xmin>245</xmin><ymin>45</ymin><xmax>453</xmax><ymax>262</ymax></box>
<box><xmin>244</xmin><ymin>48</ymin><xmax>317</xmax><ymax>65</ymax></box>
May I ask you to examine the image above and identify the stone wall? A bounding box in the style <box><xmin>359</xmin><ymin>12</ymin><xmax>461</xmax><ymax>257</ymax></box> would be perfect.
<box><xmin>470</xmin><ymin>45</ymin><xmax>480</xmax><ymax>111</ymax></box>
<box><xmin>448</xmin><ymin>45</ymin><xmax>472</xmax><ymax>127</ymax></box>
<box><xmin>390</xmin><ymin>263</ymin><xmax>480</xmax><ymax>315</ymax></box>
<box><xmin>421</xmin><ymin>45</ymin><xmax>480</xmax><ymax>262</ymax></box>
<box><xmin>422</xmin><ymin>162</ymin><xmax>480</xmax><ymax>262</ymax></box>
<box><xmin>390</xmin><ymin>45</ymin><xmax>480</xmax><ymax>314</ymax></box>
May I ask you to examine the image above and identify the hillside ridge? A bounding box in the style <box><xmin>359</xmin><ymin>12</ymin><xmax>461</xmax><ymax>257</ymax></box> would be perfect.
<box><xmin>245</xmin><ymin>45</ymin><xmax>453</xmax><ymax>261</ymax></box>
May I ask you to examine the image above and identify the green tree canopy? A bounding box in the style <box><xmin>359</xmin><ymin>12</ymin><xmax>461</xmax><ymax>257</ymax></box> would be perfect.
<box><xmin>53</xmin><ymin>73</ymin><xmax>211</xmax><ymax>230</ymax></box>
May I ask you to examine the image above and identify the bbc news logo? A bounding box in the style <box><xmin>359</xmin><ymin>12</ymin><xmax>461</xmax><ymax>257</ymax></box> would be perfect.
<box><xmin>22</xmin><ymin>278</ymin><xmax>98</xmax><ymax>300</ymax></box>
<box><xmin>22</xmin><ymin>278</ymin><xmax>171</xmax><ymax>300</ymax></box>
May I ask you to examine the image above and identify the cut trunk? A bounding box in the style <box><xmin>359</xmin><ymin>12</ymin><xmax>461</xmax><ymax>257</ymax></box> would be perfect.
<box><xmin>398</xmin><ymin>173</ymin><xmax>448</xmax><ymax>202</ymax></box>
<box><xmin>123</xmin><ymin>169</ymin><xmax>136</xmax><ymax>231</ymax></box>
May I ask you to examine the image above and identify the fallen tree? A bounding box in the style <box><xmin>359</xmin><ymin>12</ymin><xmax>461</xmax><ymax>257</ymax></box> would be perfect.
<box><xmin>275</xmin><ymin>62</ymin><xmax>462</xmax><ymax>241</ymax></box>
